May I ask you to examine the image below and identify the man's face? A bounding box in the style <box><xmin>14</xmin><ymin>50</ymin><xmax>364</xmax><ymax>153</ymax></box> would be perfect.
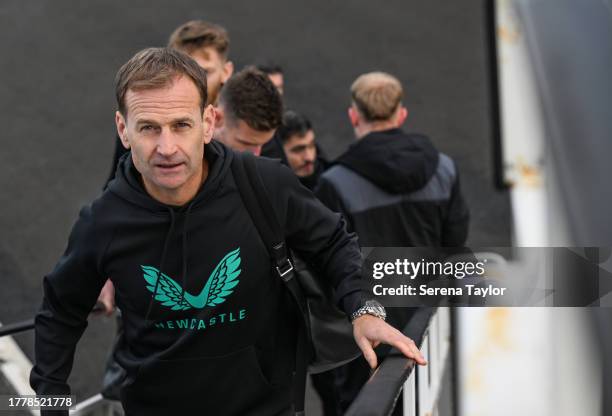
<box><xmin>215</xmin><ymin>111</ymin><xmax>275</xmax><ymax>156</ymax></box>
<box><xmin>115</xmin><ymin>75</ymin><xmax>214</xmax><ymax>204</ymax></box>
<box><xmin>190</xmin><ymin>47</ymin><xmax>233</xmax><ymax>105</ymax></box>
<box><xmin>267</xmin><ymin>72</ymin><xmax>284</xmax><ymax>96</ymax></box>
<box><xmin>283</xmin><ymin>130</ymin><xmax>317</xmax><ymax>177</ymax></box>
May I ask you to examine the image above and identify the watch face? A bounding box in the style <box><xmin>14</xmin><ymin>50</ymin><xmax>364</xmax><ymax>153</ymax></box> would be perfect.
<box><xmin>365</xmin><ymin>300</ymin><xmax>386</xmax><ymax>319</ymax></box>
<box><xmin>365</xmin><ymin>300</ymin><xmax>382</xmax><ymax>309</ymax></box>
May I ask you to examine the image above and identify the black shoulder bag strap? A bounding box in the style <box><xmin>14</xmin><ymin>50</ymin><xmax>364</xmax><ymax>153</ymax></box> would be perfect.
<box><xmin>231</xmin><ymin>152</ymin><xmax>309</xmax><ymax>416</ymax></box>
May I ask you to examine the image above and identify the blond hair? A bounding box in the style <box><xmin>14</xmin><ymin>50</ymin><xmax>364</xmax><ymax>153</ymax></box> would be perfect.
<box><xmin>168</xmin><ymin>20</ymin><xmax>230</xmax><ymax>59</ymax></box>
<box><xmin>350</xmin><ymin>72</ymin><xmax>403</xmax><ymax>122</ymax></box>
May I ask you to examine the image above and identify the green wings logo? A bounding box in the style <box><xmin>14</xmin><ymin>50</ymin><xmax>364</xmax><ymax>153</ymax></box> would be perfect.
<box><xmin>141</xmin><ymin>247</ymin><xmax>241</xmax><ymax>311</ymax></box>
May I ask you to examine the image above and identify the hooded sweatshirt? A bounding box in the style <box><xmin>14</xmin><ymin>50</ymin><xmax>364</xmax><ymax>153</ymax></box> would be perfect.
<box><xmin>30</xmin><ymin>141</ymin><xmax>364</xmax><ymax>416</ymax></box>
<box><xmin>315</xmin><ymin>128</ymin><xmax>469</xmax><ymax>247</ymax></box>
<box><xmin>315</xmin><ymin>129</ymin><xmax>469</xmax><ymax>413</ymax></box>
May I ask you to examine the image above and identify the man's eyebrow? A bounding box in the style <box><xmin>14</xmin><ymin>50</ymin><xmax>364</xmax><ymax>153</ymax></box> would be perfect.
<box><xmin>135</xmin><ymin>119</ymin><xmax>159</xmax><ymax>126</ymax></box>
<box><xmin>135</xmin><ymin>117</ymin><xmax>194</xmax><ymax>125</ymax></box>
<box><xmin>173</xmin><ymin>117</ymin><xmax>195</xmax><ymax>124</ymax></box>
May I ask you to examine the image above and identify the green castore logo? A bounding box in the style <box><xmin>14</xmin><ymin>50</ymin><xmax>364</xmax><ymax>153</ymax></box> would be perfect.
<box><xmin>141</xmin><ymin>247</ymin><xmax>241</xmax><ymax>311</ymax></box>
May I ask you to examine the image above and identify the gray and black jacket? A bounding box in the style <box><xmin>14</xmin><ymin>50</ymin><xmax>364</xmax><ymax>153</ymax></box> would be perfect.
<box><xmin>315</xmin><ymin>128</ymin><xmax>469</xmax><ymax>247</ymax></box>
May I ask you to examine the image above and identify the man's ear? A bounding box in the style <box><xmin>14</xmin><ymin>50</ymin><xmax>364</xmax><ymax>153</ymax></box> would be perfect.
<box><xmin>202</xmin><ymin>105</ymin><xmax>216</xmax><ymax>144</ymax></box>
<box><xmin>348</xmin><ymin>106</ymin><xmax>360</xmax><ymax>127</ymax></box>
<box><xmin>396</xmin><ymin>106</ymin><xmax>408</xmax><ymax>126</ymax></box>
<box><xmin>115</xmin><ymin>111</ymin><xmax>131</xmax><ymax>149</ymax></box>
<box><xmin>221</xmin><ymin>60</ymin><xmax>234</xmax><ymax>84</ymax></box>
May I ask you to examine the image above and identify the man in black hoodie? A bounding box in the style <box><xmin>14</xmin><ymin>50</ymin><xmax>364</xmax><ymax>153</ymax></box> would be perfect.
<box><xmin>277</xmin><ymin>110</ymin><xmax>329</xmax><ymax>191</ymax></box>
<box><xmin>316</xmin><ymin>71</ymin><xmax>469</xmax><ymax>246</ymax></box>
<box><xmin>30</xmin><ymin>50</ymin><xmax>426</xmax><ymax>416</ymax></box>
<box><xmin>214</xmin><ymin>67</ymin><xmax>282</xmax><ymax>157</ymax></box>
<box><xmin>315</xmin><ymin>71</ymin><xmax>469</xmax><ymax>413</ymax></box>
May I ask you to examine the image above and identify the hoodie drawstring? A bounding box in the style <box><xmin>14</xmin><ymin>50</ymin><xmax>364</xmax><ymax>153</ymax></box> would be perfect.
<box><xmin>179</xmin><ymin>203</ymin><xmax>194</xmax><ymax>304</ymax></box>
<box><xmin>144</xmin><ymin>207</ymin><xmax>176</xmax><ymax>322</ymax></box>
<box><xmin>144</xmin><ymin>203</ymin><xmax>196</xmax><ymax>323</ymax></box>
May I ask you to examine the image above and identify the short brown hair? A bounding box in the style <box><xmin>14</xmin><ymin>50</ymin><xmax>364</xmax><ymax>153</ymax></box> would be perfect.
<box><xmin>168</xmin><ymin>20</ymin><xmax>230</xmax><ymax>59</ymax></box>
<box><xmin>350</xmin><ymin>72</ymin><xmax>404</xmax><ymax>122</ymax></box>
<box><xmin>115</xmin><ymin>47</ymin><xmax>208</xmax><ymax>116</ymax></box>
<box><xmin>218</xmin><ymin>67</ymin><xmax>283</xmax><ymax>131</ymax></box>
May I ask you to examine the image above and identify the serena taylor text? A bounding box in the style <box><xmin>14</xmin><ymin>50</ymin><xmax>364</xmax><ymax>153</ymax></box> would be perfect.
<box><xmin>373</xmin><ymin>284</ymin><xmax>506</xmax><ymax>297</ymax></box>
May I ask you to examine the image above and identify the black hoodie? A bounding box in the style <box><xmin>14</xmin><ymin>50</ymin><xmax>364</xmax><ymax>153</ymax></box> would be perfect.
<box><xmin>315</xmin><ymin>129</ymin><xmax>469</xmax><ymax>413</ymax></box>
<box><xmin>30</xmin><ymin>141</ymin><xmax>364</xmax><ymax>416</ymax></box>
<box><xmin>315</xmin><ymin>128</ymin><xmax>469</xmax><ymax>247</ymax></box>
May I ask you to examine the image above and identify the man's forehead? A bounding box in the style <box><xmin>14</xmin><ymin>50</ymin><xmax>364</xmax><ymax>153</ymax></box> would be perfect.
<box><xmin>125</xmin><ymin>77</ymin><xmax>201</xmax><ymax>118</ymax></box>
<box><xmin>234</xmin><ymin>120</ymin><xmax>275</xmax><ymax>144</ymax></box>
<box><xmin>287</xmin><ymin>130</ymin><xmax>315</xmax><ymax>145</ymax></box>
<box><xmin>191</xmin><ymin>47</ymin><xmax>224</xmax><ymax>66</ymax></box>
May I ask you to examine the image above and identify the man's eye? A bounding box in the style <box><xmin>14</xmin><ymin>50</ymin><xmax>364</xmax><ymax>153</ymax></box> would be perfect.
<box><xmin>176</xmin><ymin>122</ymin><xmax>191</xmax><ymax>129</ymax></box>
<box><xmin>140</xmin><ymin>125</ymin><xmax>154</xmax><ymax>132</ymax></box>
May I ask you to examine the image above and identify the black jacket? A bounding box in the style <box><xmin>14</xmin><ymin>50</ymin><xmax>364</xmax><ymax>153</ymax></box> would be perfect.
<box><xmin>315</xmin><ymin>128</ymin><xmax>469</xmax><ymax>247</ymax></box>
<box><xmin>298</xmin><ymin>152</ymin><xmax>329</xmax><ymax>191</ymax></box>
<box><xmin>261</xmin><ymin>132</ymin><xmax>329</xmax><ymax>191</ymax></box>
<box><xmin>315</xmin><ymin>129</ymin><xmax>469</xmax><ymax>413</ymax></box>
<box><xmin>30</xmin><ymin>141</ymin><xmax>363</xmax><ymax>416</ymax></box>
<box><xmin>260</xmin><ymin>131</ymin><xmax>288</xmax><ymax>165</ymax></box>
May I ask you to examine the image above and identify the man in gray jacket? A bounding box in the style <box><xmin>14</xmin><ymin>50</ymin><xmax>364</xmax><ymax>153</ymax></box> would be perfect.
<box><xmin>316</xmin><ymin>71</ymin><xmax>469</xmax><ymax>413</ymax></box>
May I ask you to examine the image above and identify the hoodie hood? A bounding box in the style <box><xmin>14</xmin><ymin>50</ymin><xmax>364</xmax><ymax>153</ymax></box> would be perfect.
<box><xmin>108</xmin><ymin>140</ymin><xmax>232</xmax><ymax>212</ymax></box>
<box><xmin>336</xmin><ymin>128</ymin><xmax>439</xmax><ymax>194</ymax></box>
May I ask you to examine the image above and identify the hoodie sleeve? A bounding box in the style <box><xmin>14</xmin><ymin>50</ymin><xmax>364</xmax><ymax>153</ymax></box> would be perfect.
<box><xmin>258</xmin><ymin>160</ymin><xmax>366</xmax><ymax>316</ymax></box>
<box><xmin>442</xmin><ymin>170</ymin><xmax>470</xmax><ymax>246</ymax></box>
<box><xmin>29</xmin><ymin>205</ymin><xmax>109</xmax><ymax>408</ymax></box>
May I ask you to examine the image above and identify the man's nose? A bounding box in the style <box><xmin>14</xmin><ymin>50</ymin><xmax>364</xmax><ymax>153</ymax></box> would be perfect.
<box><xmin>156</xmin><ymin>130</ymin><xmax>177</xmax><ymax>156</ymax></box>
<box><xmin>304</xmin><ymin>147</ymin><xmax>316</xmax><ymax>162</ymax></box>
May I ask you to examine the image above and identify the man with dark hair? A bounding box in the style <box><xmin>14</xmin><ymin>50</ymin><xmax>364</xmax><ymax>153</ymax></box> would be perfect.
<box><xmin>215</xmin><ymin>67</ymin><xmax>283</xmax><ymax>156</ymax></box>
<box><xmin>253</xmin><ymin>61</ymin><xmax>291</xmax><ymax>164</ymax></box>
<box><xmin>277</xmin><ymin>110</ymin><xmax>328</xmax><ymax>190</ymax></box>
<box><xmin>316</xmin><ymin>71</ymin><xmax>469</xmax><ymax>413</ymax></box>
<box><xmin>255</xmin><ymin>61</ymin><xmax>284</xmax><ymax>95</ymax></box>
<box><xmin>30</xmin><ymin>48</ymin><xmax>426</xmax><ymax>416</ymax></box>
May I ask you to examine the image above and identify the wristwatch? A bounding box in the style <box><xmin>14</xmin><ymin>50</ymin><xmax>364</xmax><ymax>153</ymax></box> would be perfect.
<box><xmin>350</xmin><ymin>300</ymin><xmax>387</xmax><ymax>322</ymax></box>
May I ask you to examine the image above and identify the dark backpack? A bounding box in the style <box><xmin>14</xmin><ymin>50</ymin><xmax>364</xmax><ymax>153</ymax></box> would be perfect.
<box><xmin>231</xmin><ymin>151</ymin><xmax>361</xmax><ymax>415</ymax></box>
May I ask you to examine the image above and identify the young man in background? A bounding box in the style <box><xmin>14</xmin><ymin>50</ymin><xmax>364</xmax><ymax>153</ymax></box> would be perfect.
<box><xmin>277</xmin><ymin>110</ymin><xmax>328</xmax><ymax>190</ymax></box>
<box><xmin>316</xmin><ymin>71</ymin><xmax>469</xmax><ymax>413</ymax></box>
<box><xmin>214</xmin><ymin>67</ymin><xmax>283</xmax><ymax>156</ymax></box>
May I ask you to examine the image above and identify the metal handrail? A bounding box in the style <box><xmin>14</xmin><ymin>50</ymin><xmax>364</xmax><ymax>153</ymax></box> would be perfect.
<box><xmin>3</xmin><ymin>305</ymin><xmax>442</xmax><ymax>416</ymax></box>
<box><xmin>0</xmin><ymin>319</ymin><xmax>36</xmax><ymax>337</ymax></box>
<box><xmin>346</xmin><ymin>307</ymin><xmax>437</xmax><ymax>416</ymax></box>
<box><xmin>0</xmin><ymin>305</ymin><xmax>105</xmax><ymax>338</ymax></box>
<box><xmin>0</xmin><ymin>305</ymin><xmax>117</xmax><ymax>416</ymax></box>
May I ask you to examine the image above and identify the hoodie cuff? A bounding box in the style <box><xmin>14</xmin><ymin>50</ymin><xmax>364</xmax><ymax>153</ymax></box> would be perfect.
<box><xmin>340</xmin><ymin>290</ymin><xmax>371</xmax><ymax>318</ymax></box>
